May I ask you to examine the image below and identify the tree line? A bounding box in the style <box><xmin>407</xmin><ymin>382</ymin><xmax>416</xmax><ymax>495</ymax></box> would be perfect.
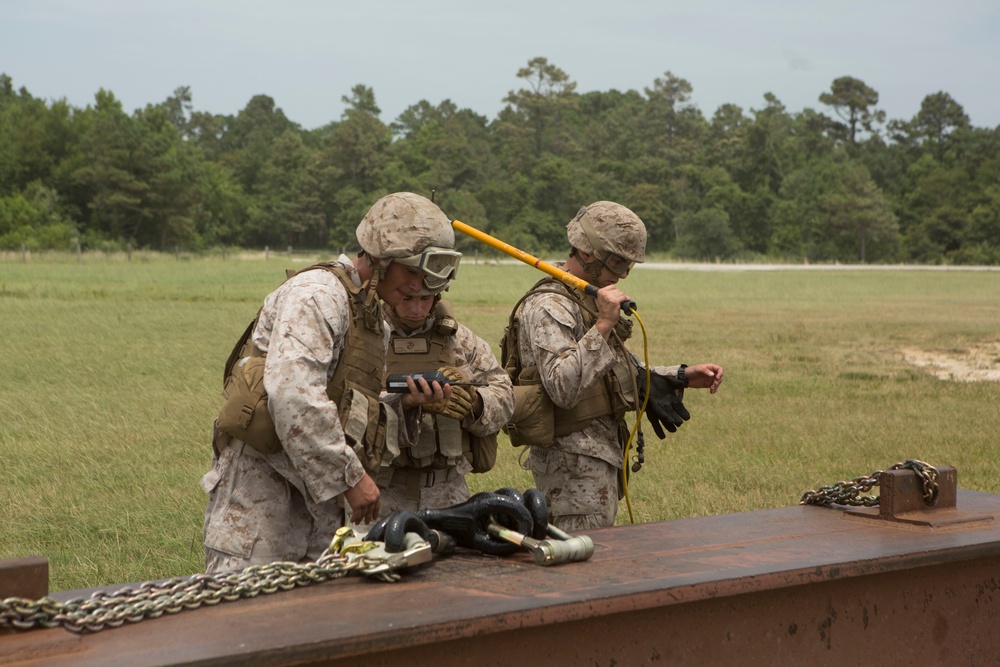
<box><xmin>2</xmin><ymin>58</ymin><xmax>998</xmax><ymax>264</ymax></box>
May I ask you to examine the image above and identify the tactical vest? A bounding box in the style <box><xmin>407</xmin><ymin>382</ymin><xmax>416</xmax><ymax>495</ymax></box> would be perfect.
<box><xmin>501</xmin><ymin>276</ymin><xmax>636</xmax><ymax>439</ymax></box>
<box><xmin>384</xmin><ymin>300</ymin><xmax>470</xmax><ymax>469</ymax></box>
<box><xmin>320</xmin><ymin>263</ymin><xmax>389</xmax><ymax>473</ymax></box>
<box><xmin>220</xmin><ymin>261</ymin><xmax>387</xmax><ymax>473</ymax></box>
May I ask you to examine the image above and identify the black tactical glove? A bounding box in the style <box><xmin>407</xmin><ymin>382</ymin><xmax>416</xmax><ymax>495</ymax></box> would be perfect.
<box><xmin>635</xmin><ymin>368</ymin><xmax>691</xmax><ymax>439</ymax></box>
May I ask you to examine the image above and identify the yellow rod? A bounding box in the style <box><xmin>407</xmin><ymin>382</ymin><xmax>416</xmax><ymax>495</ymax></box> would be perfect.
<box><xmin>452</xmin><ymin>219</ymin><xmax>597</xmax><ymax>297</ymax></box>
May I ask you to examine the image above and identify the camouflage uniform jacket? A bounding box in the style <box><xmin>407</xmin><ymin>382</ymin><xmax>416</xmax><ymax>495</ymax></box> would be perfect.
<box><xmin>384</xmin><ymin>303</ymin><xmax>514</xmax><ymax>471</ymax></box>
<box><xmin>516</xmin><ymin>265</ymin><xmax>680</xmax><ymax>468</ymax></box>
<box><xmin>210</xmin><ymin>256</ymin><xmax>417</xmax><ymax>506</ymax></box>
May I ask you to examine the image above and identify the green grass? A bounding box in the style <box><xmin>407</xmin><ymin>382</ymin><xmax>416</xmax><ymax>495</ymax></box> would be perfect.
<box><xmin>2</xmin><ymin>252</ymin><xmax>999</xmax><ymax>591</ymax></box>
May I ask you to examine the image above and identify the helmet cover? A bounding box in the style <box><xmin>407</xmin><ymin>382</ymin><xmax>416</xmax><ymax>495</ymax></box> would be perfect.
<box><xmin>566</xmin><ymin>201</ymin><xmax>646</xmax><ymax>264</ymax></box>
<box><xmin>356</xmin><ymin>192</ymin><xmax>455</xmax><ymax>259</ymax></box>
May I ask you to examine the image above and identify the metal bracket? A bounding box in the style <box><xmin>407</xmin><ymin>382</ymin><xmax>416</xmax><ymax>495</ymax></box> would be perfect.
<box><xmin>845</xmin><ymin>466</ymin><xmax>995</xmax><ymax>527</ymax></box>
<box><xmin>0</xmin><ymin>556</ymin><xmax>48</xmax><ymax>600</ymax></box>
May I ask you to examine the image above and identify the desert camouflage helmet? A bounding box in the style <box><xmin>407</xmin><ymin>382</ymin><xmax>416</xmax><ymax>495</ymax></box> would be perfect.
<box><xmin>356</xmin><ymin>192</ymin><xmax>455</xmax><ymax>259</ymax></box>
<box><xmin>566</xmin><ymin>201</ymin><xmax>647</xmax><ymax>264</ymax></box>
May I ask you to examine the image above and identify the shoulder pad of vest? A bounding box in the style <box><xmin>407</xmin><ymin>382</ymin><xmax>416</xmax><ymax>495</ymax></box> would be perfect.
<box><xmin>433</xmin><ymin>300</ymin><xmax>458</xmax><ymax>336</ymax></box>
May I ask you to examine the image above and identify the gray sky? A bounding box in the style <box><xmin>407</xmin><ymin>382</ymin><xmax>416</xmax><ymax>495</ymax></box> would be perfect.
<box><xmin>3</xmin><ymin>0</ymin><xmax>998</xmax><ymax>131</ymax></box>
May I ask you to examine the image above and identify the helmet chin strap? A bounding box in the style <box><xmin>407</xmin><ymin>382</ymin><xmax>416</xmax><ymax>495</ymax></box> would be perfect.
<box><xmin>572</xmin><ymin>248</ymin><xmax>604</xmax><ymax>284</ymax></box>
<box><xmin>363</xmin><ymin>253</ymin><xmax>383</xmax><ymax>310</ymax></box>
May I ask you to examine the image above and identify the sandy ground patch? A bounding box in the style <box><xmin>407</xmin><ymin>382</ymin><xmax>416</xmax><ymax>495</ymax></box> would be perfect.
<box><xmin>902</xmin><ymin>343</ymin><xmax>1000</xmax><ymax>382</ymax></box>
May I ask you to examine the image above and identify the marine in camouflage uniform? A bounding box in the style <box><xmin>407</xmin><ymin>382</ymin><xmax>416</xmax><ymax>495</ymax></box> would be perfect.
<box><xmin>201</xmin><ymin>192</ymin><xmax>460</xmax><ymax>573</ymax></box>
<box><xmin>510</xmin><ymin>202</ymin><xmax>725</xmax><ymax>531</ymax></box>
<box><xmin>379</xmin><ymin>293</ymin><xmax>515</xmax><ymax>512</ymax></box>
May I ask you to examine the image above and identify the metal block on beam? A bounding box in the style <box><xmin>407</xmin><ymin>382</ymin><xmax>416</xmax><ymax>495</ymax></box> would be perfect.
<box><xmin>0</xmin><ymin>557</ymin><xmax>48</xmax><ymax>601</ymax></box>
<box><xmin>844</xmin><ymin>466</ymin><xmax>994</xmax><ymax>527</ymax></box>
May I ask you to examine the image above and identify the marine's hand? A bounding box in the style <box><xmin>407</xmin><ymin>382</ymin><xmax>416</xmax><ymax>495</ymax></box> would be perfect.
<box><xmin>401</xmin><ymin>374</ymin><xmax>451</xmax><ymax>410</ymax></box>
<box><xmin>596</xmin><ymin>284</ymin><xmax>630</xmax><ymax>339</ymax></box>
<box><xmin>438</xmin><ymin>366</ymin><xmax>482</xmax><ymax>417</ymax></box>
<box><xmin>344</xmin><ymin>474</ymin><xmax>381</xmax><ymax>524</ymax></box>
<box><xmin>636</xmin><ymin>368</ymin><xmax>690</xmax><ymax>439</ymax></box>
<box><xmin>429</xmin><ymin>365</ymin><xmax>465</xmax><ymax>384</ymax></box>
<box><xmin>422</xmin><ymin>383</ymin><xmax>475</xmax><ymax>420</ymax></box>
<box><xmin>686</xmin><ymin>364</ymin><xmax>724</xmax><ymax>393</ymax></box>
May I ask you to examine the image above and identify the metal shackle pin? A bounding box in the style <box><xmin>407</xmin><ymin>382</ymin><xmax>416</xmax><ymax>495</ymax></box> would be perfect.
<box><xmin>487</xmin><ymin>523</ymin><xmax>594</xmax><ymax>566</ymax></box>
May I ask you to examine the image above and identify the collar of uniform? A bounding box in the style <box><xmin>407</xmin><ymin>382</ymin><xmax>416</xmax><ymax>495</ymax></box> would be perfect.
<box><xmin>336</xmin><ymin>254</ymin><xmax>363</xmax><ymax>288</ymax></box>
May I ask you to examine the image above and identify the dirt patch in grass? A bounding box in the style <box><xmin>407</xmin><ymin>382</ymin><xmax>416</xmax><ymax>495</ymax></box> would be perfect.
<box><xmin>903</xmin><ymin>343</ymin><xmax>1000</xmax><ymax>382</ymax></box>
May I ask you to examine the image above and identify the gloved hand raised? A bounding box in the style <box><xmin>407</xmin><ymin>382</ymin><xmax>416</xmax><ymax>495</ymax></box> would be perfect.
<box><xmin>635</xmin><ymin>368</ymin><xmax>690</xmax><ymax>438</ymax></box>
<box><xmin>422</xmin><ymin>366</ymin><xmax>477</xmax><ymax>421</ymax></box>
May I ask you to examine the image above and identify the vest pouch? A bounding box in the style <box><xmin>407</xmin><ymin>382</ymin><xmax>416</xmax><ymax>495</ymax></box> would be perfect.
<box><xmin>608</xmin><ymin>360</ymin><xmax>635</xmax><ymax>420</ymax></box>
<box><xmin>408</xmin><ymin>414</ymin><xmax>440</xmax><ymax>463</ymax></box>
<box><xmin>340</xmin><ymin>387</ymin><xmax>386</xmax><ymax>475</ymax></box>
<box><xmin>436</xmin><ymin>416</ymin><xmax>465</xmax><ymax>459</ymax></box>
<box><xmin>216</xmin><ymin>357</ymin><xmax>281</xmax><ymax>454</ymax></box>
<box><xmin>503</xmin><ymin>379</ymin><xmax>555</xmax><ymax>447</ymax></box>
<box><xmin>467</xmin><ymin>432</ymin><xmax>498</xmax><ymax>472</ymax></box>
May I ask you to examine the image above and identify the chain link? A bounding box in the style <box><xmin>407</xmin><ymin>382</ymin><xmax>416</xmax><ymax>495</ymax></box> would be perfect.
<box><xmin>0</xmin><ymin>542</ymin><xmax>398</xmax><ymax>633</ymax></box>
<box><xmin>799</xmin><ymin>459</ymin><xmax>939</xmax><ymax>507</ymax></box>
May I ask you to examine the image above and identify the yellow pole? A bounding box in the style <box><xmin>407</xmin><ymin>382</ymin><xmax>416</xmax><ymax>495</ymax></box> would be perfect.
<box><xmin>452</xmin><ymin>219</ymin><xmax>636</xmax><ymax>312</ymax></box>
<box><xmin>452</xmin><ymin>219</ymin><xmax>597</xmax><ymax>297</ymax></box>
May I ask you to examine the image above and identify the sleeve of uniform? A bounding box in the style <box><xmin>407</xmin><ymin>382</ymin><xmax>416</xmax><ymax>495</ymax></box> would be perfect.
<box><xmin>454</xmin><ymin>324</ymin><xmax>514</xmax><ymax>437</ymax></box>
<box><xmin>632</xmin><ymin>356</ymin><xmax>685</xmax><ymax>381</ymax></box>
<box><xmin>634</xmin><ymin>357</ymin><xmax>687</xmax><ymax>401</ymax></box>
<box><xmin>521</xmin><ymin>293</ymin><xmax>618</xmax><ymax>410</ymax></box>
<box><xmin>648</xmin><ymin>364</ymin><xmax>684</xmax><ymax>380</ymax></box>
<box><xmin>263</xmin><ymin>280</ymin><xmax>365</xmax><ymax>505</ymax></box>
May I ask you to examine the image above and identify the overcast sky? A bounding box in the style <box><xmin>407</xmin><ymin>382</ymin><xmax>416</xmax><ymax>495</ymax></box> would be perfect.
<box><xmin>3</xmin><ymin>0</ymin><xmax>998</xmax><ymax>131</ymax></box>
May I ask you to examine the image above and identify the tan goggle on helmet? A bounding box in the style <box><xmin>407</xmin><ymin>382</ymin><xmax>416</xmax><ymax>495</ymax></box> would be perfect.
<box><xmin>393</xmin><ymin>246</ymin><xmax>461</xmax><ymax>291</ymax></box>
<box><xmin>567</xmin><ymin>201</ymin><xmax>647</xmax><ymax>274</ymax></box>
<box><xmin>356</xmin><ymin>192</ymin><xmax>460</xmax><ymax>289</ymax></box>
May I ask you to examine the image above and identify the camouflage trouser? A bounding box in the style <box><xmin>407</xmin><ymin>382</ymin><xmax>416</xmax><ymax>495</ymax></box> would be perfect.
<box><xmin>201</xmin><ymin>442</ymin><xmax>345</xmax><ymax>574</ymax></box>
<box><xmin>528</xmin><ymin>447</ymin><xmax>618</xmax><ymax>531</ymax></box>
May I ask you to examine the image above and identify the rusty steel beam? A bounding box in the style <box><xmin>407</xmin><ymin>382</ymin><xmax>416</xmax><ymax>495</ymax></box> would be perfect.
<box><xmin>4</xmin><ymin>488</ymin><xmax>1000</xmax><ymax>666</ymax></box>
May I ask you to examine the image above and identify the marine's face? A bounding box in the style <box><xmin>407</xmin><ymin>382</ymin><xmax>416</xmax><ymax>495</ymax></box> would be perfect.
<box><xmin>394</xmin><ymin>293</ymin><xmax>436</xmax><ymax>327</ymax></box>
<box><xmin>376</xmin><ymin>261</ymin><xmax>426</xmax><ymax>307</ymax></box>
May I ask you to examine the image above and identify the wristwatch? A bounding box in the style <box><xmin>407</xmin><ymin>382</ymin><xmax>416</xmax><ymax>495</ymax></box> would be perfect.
<box><xmin>677</xmin><ymin>364</ymin><xmax>689</xmax><ymax>388</ymax></box>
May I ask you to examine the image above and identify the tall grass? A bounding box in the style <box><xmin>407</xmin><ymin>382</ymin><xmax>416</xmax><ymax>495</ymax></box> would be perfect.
<box><xmin>2</xmin><ymin>254</ymin><xmax>998</xmax><ymax>591</ymax></box>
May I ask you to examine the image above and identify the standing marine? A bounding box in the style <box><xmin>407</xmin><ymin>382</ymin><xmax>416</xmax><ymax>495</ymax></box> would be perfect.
<box><xmin>378</xmin><ymin>281</ymin><xmax>515</xmax><ymax>512</ymax></box>
<box><xmin>202</xmin><ymin>192</ymin><xmax>459</xmax><ymax>573</ymax></box>
<box><xmin>502</xmin><ymin>201</ymin><xmax>724</xmax><ymax>531</ymax></box>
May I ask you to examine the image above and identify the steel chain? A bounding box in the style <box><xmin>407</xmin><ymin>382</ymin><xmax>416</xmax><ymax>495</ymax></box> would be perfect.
<box><xmin>0</xmin><ymin>545</ymin><xmax>396</xmax><ymax>633</ymax></box>
<box><xmin>799</xmin><ymin>459</ymin><xmax>939</xmax><ymax>507</ymax></box>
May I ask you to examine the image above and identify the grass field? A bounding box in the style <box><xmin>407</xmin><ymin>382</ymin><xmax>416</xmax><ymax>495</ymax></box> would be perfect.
<box><xmin>2</xmin><ymin>252</ymin><xmax>999</xmax><ymax>592</ymax></box>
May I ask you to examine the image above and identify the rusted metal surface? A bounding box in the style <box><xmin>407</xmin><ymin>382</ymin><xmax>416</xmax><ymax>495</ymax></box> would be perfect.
<box><xmin>0</xmin><ymin>556</ymin><xmax>48</xmax><ymax>600</ymax></box>
<box><xmin>5</xmin><ymin>489</ymin><xmax>1000</xmax><ymax>666</ymax></box>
